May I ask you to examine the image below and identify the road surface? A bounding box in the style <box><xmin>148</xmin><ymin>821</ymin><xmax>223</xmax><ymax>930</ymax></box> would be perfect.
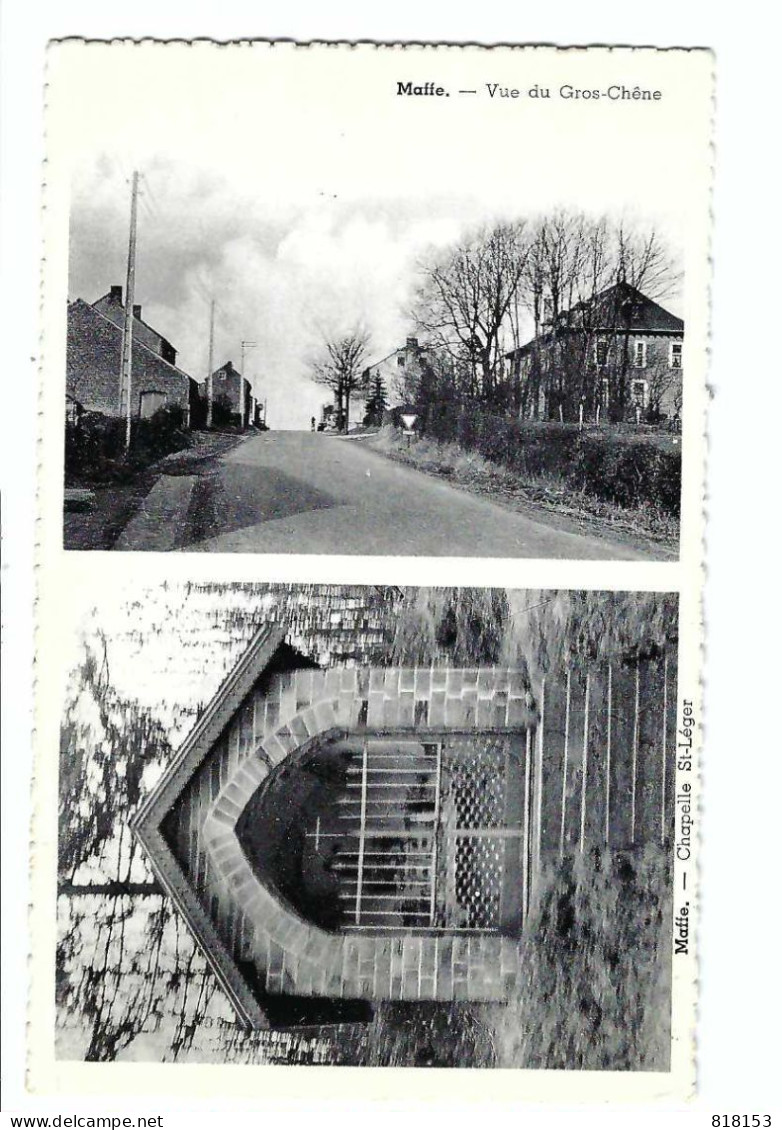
<box><xmin>115</xmin><ymin>431</ymin><xmax>663</xmax><ymax>559</ymax></box>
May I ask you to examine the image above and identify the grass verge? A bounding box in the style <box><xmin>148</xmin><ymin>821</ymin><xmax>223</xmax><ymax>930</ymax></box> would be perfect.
<box><xmin>356</xmin><ymin>846</ymin><xmax>672</xmax><ymax>1070</ymax></box>
<box><xmin>63</xmin><ymin>431</ymin><xmax>245</xmax><ymax>550</ymax></box>
<box><xmin>496</xmin><ymin>845</ymin><xmax>672</xmax><ymax>1070</ymax></box>
<box><xmin>371</xmin><ymin>427</ymin><xmax>679</xmax><ymax>550</ymax></box>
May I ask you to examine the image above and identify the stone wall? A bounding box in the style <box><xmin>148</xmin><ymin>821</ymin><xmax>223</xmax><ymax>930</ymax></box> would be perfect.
<box><xmin>67</xmin><ymin>300</ymin><xmax>194</xmax><ymax>419</ymax></box>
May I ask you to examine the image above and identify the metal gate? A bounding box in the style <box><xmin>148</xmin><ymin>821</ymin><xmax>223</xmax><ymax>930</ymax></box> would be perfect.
<box><xmin>303</xmin><ymin>733</ymin><xmax>535</xmax><ymax>935</ymax></box>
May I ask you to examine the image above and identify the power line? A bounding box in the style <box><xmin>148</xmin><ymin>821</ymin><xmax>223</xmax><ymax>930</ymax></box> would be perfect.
<box><xmin>509</xmin><ymin>597</ymin><xmax>560</xmax><ymax>618</ymax></box>
<box><xmin>135</xmin><ymin>168</ymin><xmax>265</xmax><ymax>409</ymax></box>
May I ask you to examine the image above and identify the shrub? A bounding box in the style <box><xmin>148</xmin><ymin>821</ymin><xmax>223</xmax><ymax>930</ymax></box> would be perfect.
<box><xmin>568</xmin><ymin>435</ymin><xmax>681</xmax><ymax>514</ymax></box>
<box><xmin>64</xmin><ymin>405</ymin><xmax>190</xmax><ymax>484</ymax></box>
<box><xmin>415</xmin><ymin>404</ymin><xmax>681</xmax><ymax>516</ymax></box>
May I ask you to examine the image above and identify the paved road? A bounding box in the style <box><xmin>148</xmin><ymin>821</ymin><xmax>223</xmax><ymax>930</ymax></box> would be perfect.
<box><xmin>117</xmin><ymin>432</ymin><xmax>660</xmax><ymax>559</ymax></box>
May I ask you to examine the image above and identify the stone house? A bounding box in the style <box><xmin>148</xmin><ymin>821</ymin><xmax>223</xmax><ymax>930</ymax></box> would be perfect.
<box><xmin>506</xmin><ymin>281</ymin><xmax>684</xmax><ymax>424</ymax></box>
<box><xmin>199</xmin><ymin>361</ymin><xmax>253</xmax><ymax>429</ymax></box>
<box><xmin>66</xmin><ymin>286</ymin><xmax>197</xmax><ymax>422</ymax></box>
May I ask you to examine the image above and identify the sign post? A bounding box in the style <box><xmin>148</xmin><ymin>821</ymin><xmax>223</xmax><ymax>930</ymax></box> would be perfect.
<box><xmin>401</xmin><ymin>412</ymin><xmax>418</xmax><ymax>448</ymax></box>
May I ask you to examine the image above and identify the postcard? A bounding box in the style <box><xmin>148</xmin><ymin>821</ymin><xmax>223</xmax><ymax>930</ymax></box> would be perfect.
<box><xmin>30</xmin><ymin>41</ymin><xmax>711</xmax><ymax>1101</ymax></box>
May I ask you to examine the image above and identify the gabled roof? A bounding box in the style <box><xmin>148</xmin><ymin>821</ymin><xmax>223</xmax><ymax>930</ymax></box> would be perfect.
<box><xmin>212</xmin><ymin>361</ymin><xmax>242</xmax><ymax>376</ymax></box>
<box><xmin>130</xmin><ymin>623</ymin><xmax>287</xmax><ymax>1028</ymax></box>
<box><xmin>91</xmin><ymin>290</ymin><xmax>177</xmax><ymax>358</ymax></box>
<box><xmin>68</xmin><ymin>299</ymin><xmax>196</xmax><ymax>384</ymax></box>
<box><xmin>508</xmin><ymin>281</ymin><xmax>683</xmax><ymax>358</ymax></box>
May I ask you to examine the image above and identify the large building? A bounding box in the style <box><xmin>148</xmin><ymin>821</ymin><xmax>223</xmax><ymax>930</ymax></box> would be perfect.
<box><xmin>66</xmin><ymin>286</ymin><xmax>197</xmax><ymax>422</ymax></box>
<box><xmin>506</xmin><ymin>282</ymin><xmax>684</xmax><ymax>424</ymax></box>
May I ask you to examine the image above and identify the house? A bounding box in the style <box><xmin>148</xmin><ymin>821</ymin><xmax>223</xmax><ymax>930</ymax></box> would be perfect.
<box><xmin>66</xmin><ymin>286</ymin><xmax>197</xmax><ymax>423</ymax></box>
<box><xmin>198</xmin><ymin>361</ymin><xmax>253</xmax><ymax>429</ymax></box>
<box><xmin>321</xmin><ymin>337</ymin><xmax>427</xmax><ymax>431</ymax></box>
<box><xmin>359</xmin><ymin>336</ymin><xmax>429</xmax><ymax>419</ymax></box>
<box><xmin>92</xmin><ymin>285</ymin><xmax>179</xmax><ymax>365</ymax></box>
<box><xmin>506</xmin><ymin>281</ymin><xmax>684</xmax><ymax>424</ymax></box>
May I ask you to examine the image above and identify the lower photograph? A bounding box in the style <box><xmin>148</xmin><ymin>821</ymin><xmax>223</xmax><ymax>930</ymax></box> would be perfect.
<box><xmin>57</xmin><ymin>583</ymin><xmax>680</xmax><ymax>1071</ymax></box>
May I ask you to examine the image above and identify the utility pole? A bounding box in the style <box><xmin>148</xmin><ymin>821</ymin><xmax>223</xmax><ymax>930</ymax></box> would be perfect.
<box><xmin>241</xmin><ymin>340</ymin><xmax>258</xmax><ymax>428</ymax></box>
<box><xmin>240</xmin><ymin>339</ymin><xmax>258</xmax><ymax>374</ymax></box>
<box><xmin>119</xmin><ymin>171</ymin><xmax>139</xmax><ymax>453</ymax></box>
<box><xmin>206</xmin><ymin>299</ymin><xmax>215</xmax><ymax>428</ymax></box>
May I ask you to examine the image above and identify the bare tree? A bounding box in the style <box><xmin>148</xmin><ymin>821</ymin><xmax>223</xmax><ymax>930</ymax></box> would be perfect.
<box><xmin>309</xmin><ymin>329</ymin><xmax>371</xmax><ymax>433</ymax></box>
<box><xmin>411</xmin><ymin>222</ymin><xmax>533</xmax><ymax>409</ymax></box>
<box><xmin>614</xmin><ymin>221</ymin><xmax>681</xmax><ymax>301</ymax></box>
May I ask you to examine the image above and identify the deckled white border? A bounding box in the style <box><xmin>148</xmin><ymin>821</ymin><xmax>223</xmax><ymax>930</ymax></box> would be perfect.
<box><xmin>28</xmin><ymin>40</ymin><xmax>712</xmax><ymax>1101</ymax></box>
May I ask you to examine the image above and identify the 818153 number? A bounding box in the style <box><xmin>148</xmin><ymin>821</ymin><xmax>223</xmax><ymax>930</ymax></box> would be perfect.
<box><xmin>712</xmin><ymin>1118</ymin><xmax>771</xmax><ymax>1127</ymax></box>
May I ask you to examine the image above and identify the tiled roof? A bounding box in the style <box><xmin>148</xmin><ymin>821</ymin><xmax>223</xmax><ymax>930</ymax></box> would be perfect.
<box><xmin>91</xmin><ymin>291</ymin><xmax>177</xmax><ymax>359</ymax></box>
<box><xmin>509</xmin><ymin>282</ymin><xmax>683</xmax><ymax>358</ymax></box>
<box><xmin>68</xmin><ymin>299</ymin><xmax>195</xmax><ymax>383</ymax></box>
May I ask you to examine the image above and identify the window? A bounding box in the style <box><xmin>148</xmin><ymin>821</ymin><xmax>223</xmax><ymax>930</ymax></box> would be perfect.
<box><xmin>633</xmin><ymin>340</ymin><xmax>647</xmax><ymax>368</ymax></box>
<box><xmin>632</xmin><ymin>380</ymin><xmax>648</xmax><ymax>408</ymax></box>
<box><xmin>670</xmin><ymin>341</ymin><xmax>683</xmax><ymax>369</ymax></box>
<box><xmin>139</xmin><ymin>390</ymin><xmax>167</xmax><ymax>418</ymax></box>
<box><xmin>594</xmin><ymin>340</ymin><xmax>609</xmax><ymax>366</ymax></box>
<box><xmin>397</xmin><ymin>354</ymin><xmax>405</xmax><ymax>367</ymax></box>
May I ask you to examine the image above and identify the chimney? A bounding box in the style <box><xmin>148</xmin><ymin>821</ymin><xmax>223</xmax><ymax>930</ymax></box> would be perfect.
<box><xmin>133</xmin><ymin>304</ymin><xmax>142</xmax><ymax>320</ymax></box>
<box><xmin>406</xmin><ymin>336</ymin><xmax>419</xmax><ymax>350</ymax></box>
<box><xmin>109</xmin><ymin>285</ymin><xmax>123</xmax><ymax>304</ymax></box>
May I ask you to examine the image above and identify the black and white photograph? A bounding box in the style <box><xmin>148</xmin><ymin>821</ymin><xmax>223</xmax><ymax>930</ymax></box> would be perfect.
<box><xmin>50</xmin><ymin>43</ymin><xmax>710</xmax><ymax>561</ymax></box>
<box><xmin>56</xmin><ymin>582</ymin><xmax>681</xmax><ymax>1071</ymax></box>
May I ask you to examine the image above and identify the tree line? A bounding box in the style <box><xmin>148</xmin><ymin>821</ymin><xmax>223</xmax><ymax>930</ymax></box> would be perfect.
<box><xmin>309</xmin><ymin>210</ymin><xmax>681</xmax><ymax>431</ymax></box>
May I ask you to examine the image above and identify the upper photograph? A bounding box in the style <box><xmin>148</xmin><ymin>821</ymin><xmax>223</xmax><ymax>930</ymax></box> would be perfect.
<box><xmin>48</xmin><ymin>43</ymin><xmax>712</xmax><ymax>560</ymax></box>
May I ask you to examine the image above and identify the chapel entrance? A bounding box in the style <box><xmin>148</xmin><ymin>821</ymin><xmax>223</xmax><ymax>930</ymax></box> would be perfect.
<box><xmin>245</xmin><ymin>732</ymin><xmax>536</xmax><ymax>937</ymax></box>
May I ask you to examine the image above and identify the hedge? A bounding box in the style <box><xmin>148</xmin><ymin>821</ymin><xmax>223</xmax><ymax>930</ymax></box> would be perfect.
<box><xmin>417</xmin><ymin>406</ymin><xmax>681</xmax><ymax>516</ymax></box>
<box><xmin>65</xmin><ymin>405</ymin><xmax>190</xmax><ymax>484</ymax></box>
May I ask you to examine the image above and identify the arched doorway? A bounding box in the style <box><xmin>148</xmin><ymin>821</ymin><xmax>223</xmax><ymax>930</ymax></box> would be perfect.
<box><xmin>236</xmin><ymin>730</ymin><xmax>535</xmax><ymax>938</ymax></box>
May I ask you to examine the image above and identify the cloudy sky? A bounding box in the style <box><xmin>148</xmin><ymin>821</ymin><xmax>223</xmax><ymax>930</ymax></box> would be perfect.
<box><xmin>68</xmin><ymin>164</ymin><xmax>490</xmax><ymax>428</ymax></box>
<box><xmin>56</xmin><ymin>43</ymin><xmax>704</xmax><ymax>429</ymax></box>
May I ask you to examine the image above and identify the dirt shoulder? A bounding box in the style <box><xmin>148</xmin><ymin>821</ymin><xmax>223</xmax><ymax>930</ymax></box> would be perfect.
<box><xmin>367</xmin><ymin>432</ymin><xmax>679</xmax><ymax>561</ymax></box>
<box><xmin>64</xmin><ymin>430</ymin><xmax>247</xmax><ymax>550</ymax></box>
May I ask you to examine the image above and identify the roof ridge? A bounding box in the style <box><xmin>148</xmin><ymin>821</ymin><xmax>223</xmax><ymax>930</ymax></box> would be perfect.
<box><xmin>91</xmin><ymin>292</ymin><xmax>174</xmax><ymax>347</ymax></box>
<box><xmin>74</xmin><ymin>301</ymin><xmax>195</xmax><ymax>380</ymax></box>
<box><xmin>130</xmin><ymin>621</ymin><xmax>287</xmax><ymax>834</ymax></box>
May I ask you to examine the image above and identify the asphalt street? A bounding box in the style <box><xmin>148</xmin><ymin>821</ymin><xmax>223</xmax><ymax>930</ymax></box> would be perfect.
<box><xmin>116</xmin><ymin>431</ymin><xmax>659</xmax><ymax>559</ymax></box>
